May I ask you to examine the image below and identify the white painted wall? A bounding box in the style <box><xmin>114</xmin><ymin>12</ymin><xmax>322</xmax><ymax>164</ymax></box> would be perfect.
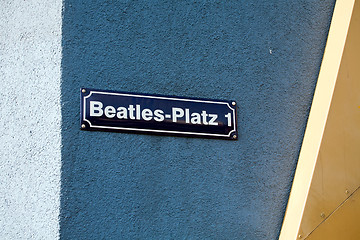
<box><xmin>0</xmin><ymin>1</ymin><xmax>62</xmax><ymax>239</ymax></box>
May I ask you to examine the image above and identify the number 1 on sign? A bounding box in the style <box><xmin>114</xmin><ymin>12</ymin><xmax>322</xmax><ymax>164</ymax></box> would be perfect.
<box><xmin>225</xmin><ymin>113</ymin><xmax>232</xmax><ymax>127</ymax></box>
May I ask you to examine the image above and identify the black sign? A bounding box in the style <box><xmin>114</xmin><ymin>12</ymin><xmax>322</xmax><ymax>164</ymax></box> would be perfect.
<box><xmin>80</xmin><ymin>88</ymin><xmax>238</xmax><ymax>140</ymax></box>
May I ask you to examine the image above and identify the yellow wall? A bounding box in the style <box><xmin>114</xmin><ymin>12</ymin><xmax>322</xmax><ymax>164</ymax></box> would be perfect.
<box><xmin>279</xmin><ymin>0</ymin><xmax>360</xmax><ymax>239</ymax></box>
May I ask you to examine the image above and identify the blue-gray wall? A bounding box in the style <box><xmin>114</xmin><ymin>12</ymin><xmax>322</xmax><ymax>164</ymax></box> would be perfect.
<box><xmin>61</xmin><ymin>1</ymin><xmax>335</xmax><ymax>239</ymax></box>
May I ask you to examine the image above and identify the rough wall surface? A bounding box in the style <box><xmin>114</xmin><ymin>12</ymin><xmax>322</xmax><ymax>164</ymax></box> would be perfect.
<box><xmin>0</xmin><ymin>0</ymin><xmax>62</xmax><ymax>239</ymax></box>
<box><xmin>60</xmin><ymin>1</ymin><xmax>335</xmax><ymax>239</ymax></box>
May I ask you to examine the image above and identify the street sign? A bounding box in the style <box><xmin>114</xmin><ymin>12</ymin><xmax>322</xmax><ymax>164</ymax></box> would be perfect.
<box><xmin>80</xmin><ymin>88</ymin><xmax>238</xmax><ymax>140</ymax></box>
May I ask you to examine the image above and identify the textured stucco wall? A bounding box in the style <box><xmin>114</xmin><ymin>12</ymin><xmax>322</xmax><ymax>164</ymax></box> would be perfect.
<box><xmin>60</xmin><ymin>1</ymin><xmax>335</xmax><ymax>239</ymax></box>
<box><xmin>0</xmin><ymin>0</ymin><xmax>62</xmax><ymax>239</ymax></box>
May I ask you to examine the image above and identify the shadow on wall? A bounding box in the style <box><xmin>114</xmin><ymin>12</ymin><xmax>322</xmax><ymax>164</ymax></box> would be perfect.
<box><xmin>60</xmin><ymin>1</ymin><xmax>335</xmax><ymax>239</ymax></box>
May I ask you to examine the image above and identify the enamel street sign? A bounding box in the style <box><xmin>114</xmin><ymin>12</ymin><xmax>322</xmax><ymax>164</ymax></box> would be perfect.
<box><xmin>80</xmin><ymin>88</ymin><xmax>238</xmax><ymax>140</ymax></box>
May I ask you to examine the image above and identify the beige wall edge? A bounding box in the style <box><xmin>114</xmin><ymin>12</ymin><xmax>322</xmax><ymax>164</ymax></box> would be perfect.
<box><xmin>278</xmin><ymin>0</ymin><xmax>356</xmax><ymax>240</ymax></box>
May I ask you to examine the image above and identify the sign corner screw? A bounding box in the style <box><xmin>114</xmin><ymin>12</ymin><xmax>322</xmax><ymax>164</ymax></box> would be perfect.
<box><xmin>81</xmin><ymin>124</ymin><xmax>86</xmax><ymax>129</ymax></box>
<box><xmin>82</xmin><ymin>89</ymin><xmax>86</xmax><ymax>93</ymax></box>
<box><xmin>298</xmin><ymin>234</ymin><xmax>302</xmax><ymax>239</ymax></box>
<box><xmin>232</xmin><ymin>101</ymin><xmax>236</xmax><ymax>106</ymax></box>
<box><xmin>232</xmin><ymin>135</ymin><xmax>237</xmax><ymax>139</ymax></box>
